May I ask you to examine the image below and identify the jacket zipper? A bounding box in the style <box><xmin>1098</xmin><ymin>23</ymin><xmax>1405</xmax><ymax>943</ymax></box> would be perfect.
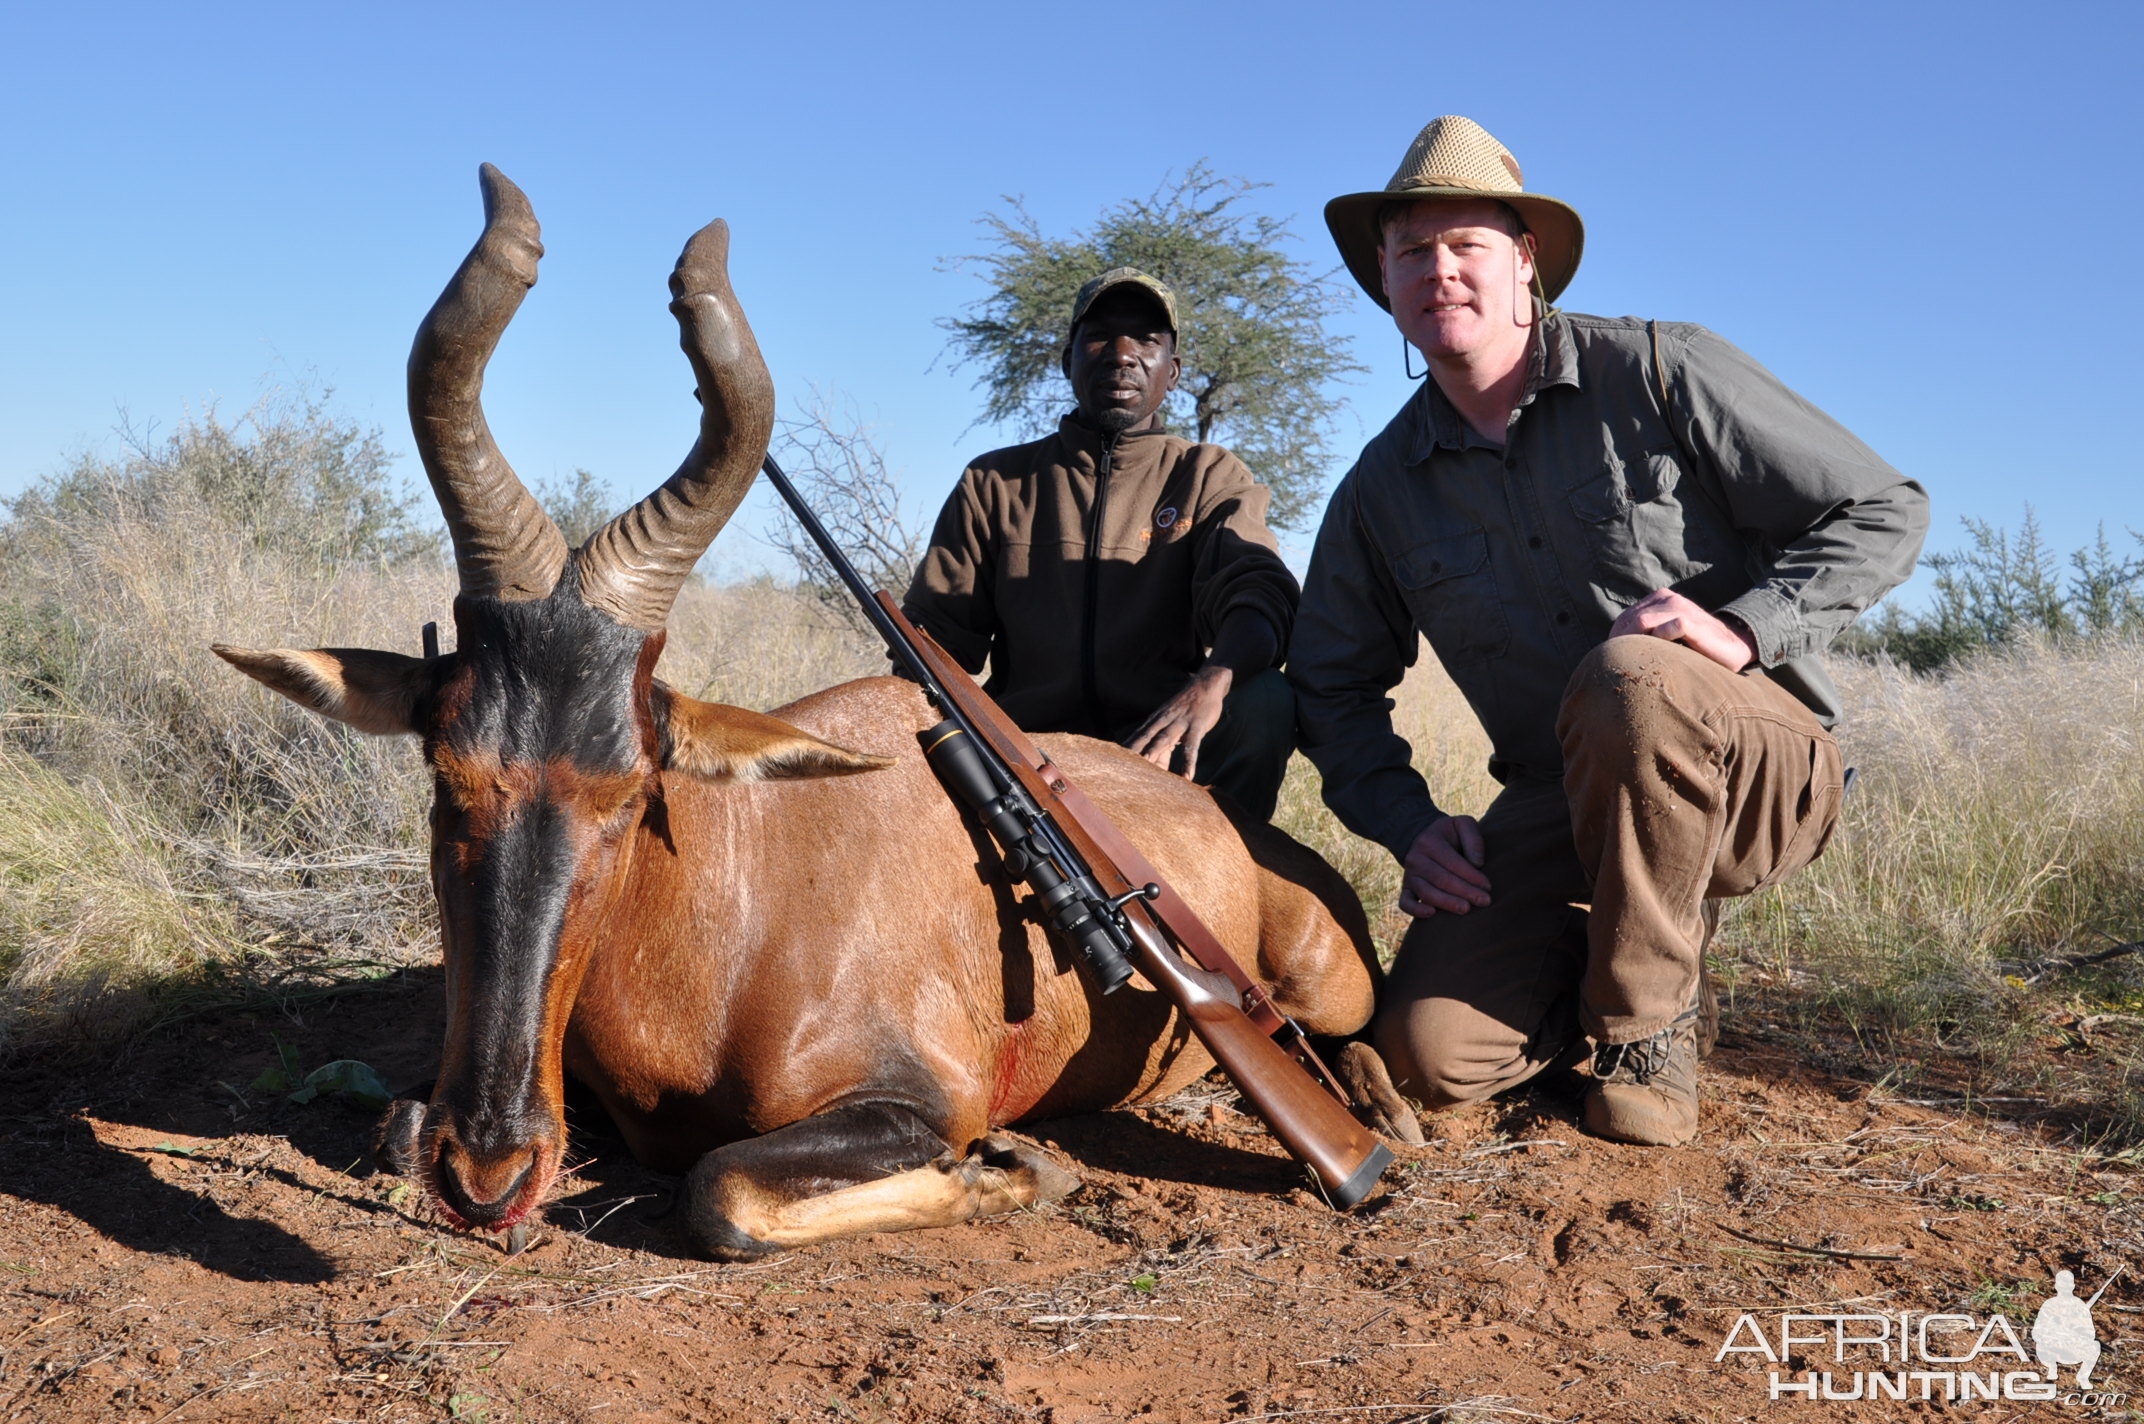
<box><xmin>1080</xmin><ymin>435</ymin><xmax>1115</xmax><ymax>734</ymax></box>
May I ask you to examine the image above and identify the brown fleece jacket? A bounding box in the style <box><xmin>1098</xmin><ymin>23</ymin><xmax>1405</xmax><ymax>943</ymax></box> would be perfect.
<box><xmin>902</xmin><ymin>414</ymin><xmax>1299</xmax><ymax>739</ymax></box>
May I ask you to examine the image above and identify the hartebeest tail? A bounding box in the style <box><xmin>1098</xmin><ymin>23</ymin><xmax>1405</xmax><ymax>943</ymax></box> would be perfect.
<box><xmin>214</xmin><ymin>166</ymin><xmax>1407</xmax><ymax>1260</ymax></box>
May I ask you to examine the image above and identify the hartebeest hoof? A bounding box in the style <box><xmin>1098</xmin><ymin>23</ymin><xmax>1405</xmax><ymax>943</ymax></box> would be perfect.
<box><xmin>372</xmin><ymin>1098</ymin><xmax>427</xmax><ymax>1177</ymax></box>
<box><xmin>1334</xmin><ymin>1042</ymin><xmax>1425</xmax><ymax>1146</ymax></box>
<box><xmin>973</xmin><ymin>1133</ymin><xmax>1081</xmax><ymax>1206</ymax></box>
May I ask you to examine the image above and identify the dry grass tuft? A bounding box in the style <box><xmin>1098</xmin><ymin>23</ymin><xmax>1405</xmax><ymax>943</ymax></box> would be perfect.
<box><xmin>1726</xmin><ymin>638</ymin><xmax>2144</xmax><ymax>1125</ymax></box>
<box><xmin>0</xmin><ymin>495</ymin><xmax>441</xmax><ymax>1047</ymax></box>
<box><xmin>661</xmin><ymin>576</ymin><xmax>886</xmax><ymax>710</ymax></box>
<box><xmin>0</xmin><ymin>745</ymin><xmax>232</xmax><ymax>1049</ymax></box>
<box><xmin>1745</xmin><ymin>638</ymin><xmax>2144</xmax><ymax>997</ymax></box>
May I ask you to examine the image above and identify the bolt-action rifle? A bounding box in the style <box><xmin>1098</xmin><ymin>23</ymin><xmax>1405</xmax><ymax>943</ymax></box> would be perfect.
<box><xmin>761</xmin><ymin>456</ymin><xmax>1394</xmax><ymax>1208</ymax></box>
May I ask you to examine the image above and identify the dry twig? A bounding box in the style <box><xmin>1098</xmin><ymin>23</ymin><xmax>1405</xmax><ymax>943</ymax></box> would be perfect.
<box><xmin>1715</xmin><ymin>1223</ymin><xmax>1907</xmax><ymax>1261</ymax></box>
<box><xmin>2001</xmin><ymin>939</ymin><xmax>2144</xmax><ymax>986</ymax></box>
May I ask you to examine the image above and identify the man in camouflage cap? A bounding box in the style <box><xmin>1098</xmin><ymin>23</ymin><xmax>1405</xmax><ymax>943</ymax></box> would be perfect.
<box><xmin>903</xmin><ymin>267</ymin><xmax>1299</xmax><ymax>819</ymax></box>
<box><xmin>1290</xmin><ymin>117</ymin><xmax>1929</xmax><ymax>1145</ymax></box>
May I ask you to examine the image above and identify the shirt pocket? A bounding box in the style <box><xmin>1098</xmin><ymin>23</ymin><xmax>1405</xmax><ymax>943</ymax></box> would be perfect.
<box><xmin>1393</xmin><ymin>529</ymin><xmax>1510</xmax><ymax>667</ymax></box>
<box><xmin>1565</xmin><ymin>448</ymin><xmax>1689</xmax><ymax>594</ymax></box>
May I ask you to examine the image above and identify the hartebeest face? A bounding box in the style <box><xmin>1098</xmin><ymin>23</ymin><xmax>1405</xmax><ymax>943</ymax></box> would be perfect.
<box><xmin>214</xmin><ymin>166</ymin><xmax>888</xmax><ymax>1232</ymax></box>
<box><xmin>417</xmin><ymin>581</ymin><xmax>660</xmax><ymax>1226</ymax></box>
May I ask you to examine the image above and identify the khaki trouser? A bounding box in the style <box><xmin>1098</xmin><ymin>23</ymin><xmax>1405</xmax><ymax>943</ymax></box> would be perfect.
<box><xmin>1372</xmin><ymin>636</ymin><xmax>1844</xmax><ymax>1110</ymax></box>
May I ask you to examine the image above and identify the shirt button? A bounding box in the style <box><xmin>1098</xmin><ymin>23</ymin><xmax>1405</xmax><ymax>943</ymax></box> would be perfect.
<box><xmin>1504</xmin><ymin>457</ymin><xmax>1517</xmax><ymax>470</ymax></box>
<box><xmin>1556</xmin><ymin>611</ymin><xmax>1573</xmax><ymax>625</ymax></box>
<box><xmin>1528</xmin><ymin>536</ymin><xmax>1544</xmax><ymax>549</ymax></box>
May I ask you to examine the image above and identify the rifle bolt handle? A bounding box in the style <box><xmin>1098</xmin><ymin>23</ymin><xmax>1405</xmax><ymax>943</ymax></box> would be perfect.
<box><xmin>1108</xmin><ymin>884</ymin><xmax>1161</xmax><ymax>911</ymax></box>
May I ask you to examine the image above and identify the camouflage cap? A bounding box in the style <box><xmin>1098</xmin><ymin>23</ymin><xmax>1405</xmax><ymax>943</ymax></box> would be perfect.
<box><xmin>1065</xmin><ymin>267</ymin><xmax>1179</xmax><ymax>344</ymax></box>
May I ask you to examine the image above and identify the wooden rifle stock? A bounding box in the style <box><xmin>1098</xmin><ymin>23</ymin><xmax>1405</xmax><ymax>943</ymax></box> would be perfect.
<box><xmin>876</xmin><ymin>593</ymin><xmax>1394</xmax><ymax>1208</ymax></box>
<box><xmin>1119</xmin><ymin>914</ymin><xmax>1394</xmax><ymax>1205</ymax></box>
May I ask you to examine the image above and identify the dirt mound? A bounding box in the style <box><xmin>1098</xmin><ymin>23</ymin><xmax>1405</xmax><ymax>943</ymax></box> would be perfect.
<box><xmin>1</xmin><ymin>973</ymin><xmax>2135</xmax><ymax>1422</ymax></box>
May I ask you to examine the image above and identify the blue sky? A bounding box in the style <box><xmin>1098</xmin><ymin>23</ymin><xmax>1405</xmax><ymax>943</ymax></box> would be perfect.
<box><xmin>5</xmin><ymin>1</ymin><xmax>2139</xmax><ymax>600</ymax></box>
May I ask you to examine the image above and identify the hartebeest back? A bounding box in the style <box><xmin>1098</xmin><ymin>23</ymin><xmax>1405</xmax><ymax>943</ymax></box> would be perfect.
<box><xmin>214</xmin><ymin>166</ymin><xmax>1405</xmax><ymax>1258</ymax></box>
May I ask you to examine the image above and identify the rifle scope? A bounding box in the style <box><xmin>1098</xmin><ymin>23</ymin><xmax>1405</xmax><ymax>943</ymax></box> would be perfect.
<box><xmin>921</xmin><ymin>720</ymin><xmax>1136</xmax><ymax>994</ymax></box>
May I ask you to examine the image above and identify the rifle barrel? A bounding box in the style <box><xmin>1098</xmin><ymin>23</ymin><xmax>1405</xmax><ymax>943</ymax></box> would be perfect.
<box><xmin>760</xmin><ymin>455</ymin><xmax>940</xmax><ymax>696</ymax></box>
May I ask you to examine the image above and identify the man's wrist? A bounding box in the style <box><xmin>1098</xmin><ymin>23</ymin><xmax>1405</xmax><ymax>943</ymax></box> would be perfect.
<box><xmin>1718</xmin><ymin>609</ymin><xmax>1761</xmax><ymax>669</ymax></box>
<box><xmin>1385</xmin><ymin>806</ymin><xmax>1446</xmax><ymax>863</ymax></box>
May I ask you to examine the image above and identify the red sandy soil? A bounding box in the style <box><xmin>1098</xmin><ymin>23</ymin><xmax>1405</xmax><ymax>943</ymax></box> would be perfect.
<box><xmin>1</xmin><ymin>971</ymin><xmax>2137</xmax><ymax>1423</ymax></box>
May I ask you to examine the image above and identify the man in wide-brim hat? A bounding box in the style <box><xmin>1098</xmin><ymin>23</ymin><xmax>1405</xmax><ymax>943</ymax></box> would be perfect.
<box><xmin>1288</xmin><ymin>116</ymin><xmax>1931</xmax><ymax>1146</ymax></box>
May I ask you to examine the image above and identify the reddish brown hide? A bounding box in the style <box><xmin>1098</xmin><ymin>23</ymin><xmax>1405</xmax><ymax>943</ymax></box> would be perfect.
<box><xmin>212</xmin><ymin>166</ymin><xmax>1390</xmax><ymax>1260</ymax></box>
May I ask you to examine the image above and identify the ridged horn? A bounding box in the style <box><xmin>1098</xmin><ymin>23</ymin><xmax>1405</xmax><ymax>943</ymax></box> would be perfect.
<box><xmin>408</xmin><ymin>163</ymin><xmax>568</xmax><ymax>602</ymax></box>
<box><xmin>575</xmin><ymin>219</ymin><xmax>774</xmax><ymax>631</ymax></box>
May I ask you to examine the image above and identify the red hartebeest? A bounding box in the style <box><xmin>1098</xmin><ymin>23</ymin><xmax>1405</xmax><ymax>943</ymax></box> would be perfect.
<box><xmin>214</xmin><ymin>167</ymin><xmax>1410</xmax><ymax>1260</ymax></box>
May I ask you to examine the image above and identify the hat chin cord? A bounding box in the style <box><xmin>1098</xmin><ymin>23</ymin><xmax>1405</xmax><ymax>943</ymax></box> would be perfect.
<box><xmin>1513</xmin><ymin>237</ymin><xmax>1549</xmax><ymax>329</ymax></box>
<box><xmin>1404</xmin><ymin>335</ymin><xmax>1428</xmax><ymax>381</ymax></box>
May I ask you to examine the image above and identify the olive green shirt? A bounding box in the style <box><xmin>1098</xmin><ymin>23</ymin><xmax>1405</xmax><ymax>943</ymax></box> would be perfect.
<box><xmin>1290</xmin><ymin>312</ymin><xmax>1928</xmax><ymax>860</ymax></box>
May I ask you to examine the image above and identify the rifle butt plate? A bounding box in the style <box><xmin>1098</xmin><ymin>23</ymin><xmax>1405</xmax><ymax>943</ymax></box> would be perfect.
<box><xmin>1329</xmin><ymin>1142</ymin><xmax>1395</xmax><ymax>1210</ymax></box>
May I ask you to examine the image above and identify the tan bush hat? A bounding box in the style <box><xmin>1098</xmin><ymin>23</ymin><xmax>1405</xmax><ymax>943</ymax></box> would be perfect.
<box><xmin>1325</xmin><ymin>116</ymin><xmax>1585</xmax><ymax>310</ymax></box>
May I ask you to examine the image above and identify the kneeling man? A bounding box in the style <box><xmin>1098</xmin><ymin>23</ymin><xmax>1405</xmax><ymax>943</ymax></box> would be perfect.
<box><xmin>906</xmin><ymin>268</ymin><xmax>1299</xmax><ymax>819</ymax></box>
<box><xmin>1290</xmin><ymin>117</ymin><xmax>1928</xmax><ymax>1144</ymax></box>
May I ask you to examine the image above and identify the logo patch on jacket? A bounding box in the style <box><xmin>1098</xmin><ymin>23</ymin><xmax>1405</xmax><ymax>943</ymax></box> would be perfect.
<box><xmin>1141</xmin><ymin>506</ymin><xmax>1189</xmax><ymax>541</ymax></box>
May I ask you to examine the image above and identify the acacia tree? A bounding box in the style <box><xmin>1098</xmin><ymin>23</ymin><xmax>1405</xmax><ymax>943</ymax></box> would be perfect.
<box><xmin>939</xmin><ymin>164</ymin><xmax>1362</xmax><ymax>531</ymax></box>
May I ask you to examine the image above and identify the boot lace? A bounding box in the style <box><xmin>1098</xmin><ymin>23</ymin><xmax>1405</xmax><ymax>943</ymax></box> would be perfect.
<box><xmin>1591</xmin><ymin>1005</ymin><xmax>1700</xmax><ymax>1085</ymax></box>
<box><xmin>1592</xmin><ymin>1033</ymin><xmax>1671</xmax><ymax>1084</ymax></box>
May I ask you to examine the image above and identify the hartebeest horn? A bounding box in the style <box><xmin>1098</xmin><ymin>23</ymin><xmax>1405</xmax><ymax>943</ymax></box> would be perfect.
<box><xmin>574</xmin><ymin>219</ymin><xmax>774</xmax><ymax>631</ymax></box>
<box><xmin>408</xmin><ymin>163</ymin><xmax>568</xmax><ymax>603</ymax></box>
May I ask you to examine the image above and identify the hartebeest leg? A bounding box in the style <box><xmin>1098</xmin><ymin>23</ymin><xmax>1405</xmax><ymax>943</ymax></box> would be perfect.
<box><xmin>682</xmin><ymin>1103</ymin><xmax>1078</xmax><ymax>1261</ymax></box>
<box><xmin>1329</xmin><ymin>1041</ymin><xmax>1427</xmax><ymax>1145</ymax></box>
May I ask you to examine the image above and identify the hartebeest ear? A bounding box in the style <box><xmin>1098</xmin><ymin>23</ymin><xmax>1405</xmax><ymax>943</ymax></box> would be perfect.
<box><xmin>211</xmin><ymin>645</ymin><xmax>431</xmax><ymax>736</ymax></box>
<box><xmin>660</xmin><ymin>691</ymin><xmax>896</xmax><ymax>782</ymax></box>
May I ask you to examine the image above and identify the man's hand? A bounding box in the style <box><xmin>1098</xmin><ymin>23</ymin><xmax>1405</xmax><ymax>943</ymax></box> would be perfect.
<box><xmin>1125</xmin><ymin>664</ymin><xmax>1233</xmax><ymax>780</ymax></box>
<box><xmin>1400</xmin><ymin>814</ymin><xmax>1490</xmax><ymax>918</ymax></box>
<box><xmin>1608</xmin><ymin>588</ymin><xmax>1757</xmax><ymax>672</ymax></box>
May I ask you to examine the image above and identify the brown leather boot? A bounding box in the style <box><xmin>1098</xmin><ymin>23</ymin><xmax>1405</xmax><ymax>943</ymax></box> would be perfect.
<box><xmin>1583</xmin><ymin>1007</ymin><xmax>1701</xmax><ymax>1146</ymax></box>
